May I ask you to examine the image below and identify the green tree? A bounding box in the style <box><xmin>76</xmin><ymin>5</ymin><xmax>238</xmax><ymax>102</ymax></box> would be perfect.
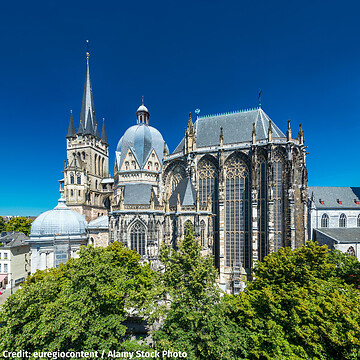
<box><xmin>5</xmin><ymin>216</ymin><xmax>33</xmax><ymax>235</ymax></box>
<box><xmin>228</xmin><ymin>242</ymin><xmax>360</xmax><ymax>360</ymax></box>
<box><xmin>0</xmin><ymin>242</ymin><xmax>156</xmax><ymax>358</ymax></box>
<box><xmin>153</xmin><ymin>223</ymin><xmax>248</xmax><ymax>360</ymax></box>
<box><xmin>0</xmin><ymin>216</ymin><xmax>5</xmax><ymax>232</ymax></box>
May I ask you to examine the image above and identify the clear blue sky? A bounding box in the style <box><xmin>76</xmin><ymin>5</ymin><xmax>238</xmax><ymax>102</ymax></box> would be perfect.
<box><xmin>1</xmin><ymin>0</ymin><xmax>359</xmax><ymax>216</ymax></box>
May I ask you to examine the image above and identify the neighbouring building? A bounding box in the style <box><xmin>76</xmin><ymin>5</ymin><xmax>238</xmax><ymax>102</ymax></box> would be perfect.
<box><xmin>0</xmin><ymin>232</ymin><xmax>30</xmax><ymax>291</ymax></box>
<box><xmin>308</xmin><ymin>186</ymin><xmax>360</xmax><ymax>259</ymax></box>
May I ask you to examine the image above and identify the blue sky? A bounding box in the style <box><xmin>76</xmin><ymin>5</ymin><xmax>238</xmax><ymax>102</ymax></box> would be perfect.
<box><xmin>1</xmin><ymin>0</ymin><xmax>360</xmax><ymax>216</ymax></box>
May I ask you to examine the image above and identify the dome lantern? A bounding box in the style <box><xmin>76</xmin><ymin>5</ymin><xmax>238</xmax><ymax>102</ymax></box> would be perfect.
<box><xmin>136</xmin><ymin>99</ymin><xmax>149</xmax><ymax>125</ymax></box>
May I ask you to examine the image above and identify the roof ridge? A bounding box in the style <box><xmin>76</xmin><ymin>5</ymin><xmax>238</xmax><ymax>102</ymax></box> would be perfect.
<box><xmin>198</xmin><ymin>107</ymin><xmax>259</xmax><ymax>119</ymax></box>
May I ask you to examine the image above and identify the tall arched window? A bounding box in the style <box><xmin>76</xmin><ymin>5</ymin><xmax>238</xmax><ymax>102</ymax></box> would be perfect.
<box><xmin>273</xmin><ymin>154</ymin><xmax>283</xmax><ymax>252</ymax></box>
<box><xmin>225</xmin><ymin>155</ymin><xmax>250</xmax><ymax>268</ymax></box>
<box><xmin>98</xmin><ymin>157</ymin><xmax>101</xmax><ymax>176</ymax></box>
<box><xmin>77</xmin><ymin>176</ymin><xmax>81</xmax><ymax>185</ymax></box>
<box><xmin>339</xmin><ymin>214</ymin><xmax>347</xmax><ymax>228</ymax></box>
<box><xmin>70</xmin><ymin>174</ymin><xmax>74</xmax><ymax>184</ymax></box>
<box><xmin>102</xmin><ymin>158</ymin><xmax>105</xmax><ymax>177</ymax></box>
<box><xmin>94</xmin><ymin>154</ymin><xmax>97</xmax><ymax>174</ymax></box>
<box><xmin>200</xmin><ymin>220</ymin><xmax>206</xmax><ymax>247</ymax></box>
<box><xmin>321</xmin><ymin>214</ymin><xmax>329</xmax><ymax>228</ymax></box>
<box><xmin>357</xmin><ymin>215</ymin><xmax>360</xmax><ymax>227</ymax></box>
<box><xmin>257</xmin><ymin>156</ymin><xmax>267</xmax><ymax>261</ymax></box>
<box><xmin>130</xmin><ymin>222</ymin><xmax>146</xmax><ymax>256</ymax></box>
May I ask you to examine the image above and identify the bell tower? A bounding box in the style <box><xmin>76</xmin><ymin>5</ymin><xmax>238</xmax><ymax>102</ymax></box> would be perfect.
<box><xmin>61</xmin><ymin>45</ymin><xmax>113</xmax><ymax>221</ymax></box>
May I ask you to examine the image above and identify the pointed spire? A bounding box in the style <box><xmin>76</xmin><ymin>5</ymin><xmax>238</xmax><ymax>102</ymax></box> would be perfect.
<box><xmin>268</xmin><ymin>119</ymin><xmax>273</xmax><ymax>142</ymax></box>
<box><xmin>252</xmin><ymin>122</ymin><xmax>256</xmax><ymax>144</ymax></box>
<box><xmin>66</xmin><ymin>110</ymin><xmax>76</xmax><ymax>138</ymax></box>
<box><xmin>187</xmin><ymin>112</ymin><xmax>194</xmax><ymax>132</ymax></box>
<box><xmin>287</xmin><ymin>119</ymin><xmax>292</xmax><ymax>142</ymax></box>
<box><xmin>163</xmin><ymin>141</ymin><xmax>168</xmax><ymax>157</ymax></box>
<box><xmin>94</xmin><ymin>122</ymin><xmax>101</xmax><ymax>139</ymax></box>
<box><xmin>101</xmin><ymin>118</ymin><xmax>108</xmax><ymax>145</ymax></box>
<box><xmin>77</xmin><ymin>119</ymin><xmax>84</xmax><ymax>135</ymax></box>
<box><xmin>298</xmin><ymin>123</ymin><xmax>304</xmax><ymax>145</ymax></box>
<box><xmin>84</xmin><ymin>108</ymin><xmax>94</xmax><ymax>135</ymax></box>
<box><xmin>79</xmin><ymin>44</ymin><xmax>96</xmax><ymax>133</ymax></box>
<box><xmin>220</xmin><ymin>127</ymin><xmax>224</xmax><ymax>146</ymax></box>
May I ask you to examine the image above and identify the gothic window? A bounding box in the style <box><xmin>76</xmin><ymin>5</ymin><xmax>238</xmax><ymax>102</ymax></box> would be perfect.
<box><xmin>257</xmin><ymin>156</ymin><xmax>267</xmax><ymax>261</ymax></box>
<box><xmin>130</xmin><ymin>222</ymin><xmax>146</xmax><ymax>256</ymax></box>
<box><xmin>357</xmin><ymin>214</ymin><xmax>360</xmax><ymax>227</ymax></box>
<box><xmin>77</xmin><ymin>176</ymin><xmax>81</xmax><ymax>185</ymax></box>
<box><xmin>184</xmin><ymin>220</ymin><xmax>193</xmax><ymax>236</ymax></box>
<box><xmin>347</xmin><ymin>246</ymin><xmax>356</xmax><ymax>257</ymax></box>
<box><xmin>125</xmin><ymin>161</ymin><xmax>129</xmax><ymax>170</ymax></box>
<box><xmin>71</xmin><ymin>190</ymin><xmax>74</xmax><ymax>197</ymax></box>
<box><xmin>339</xmin><ymin>214</ymin><xmax>347</xmax><ymax>228</ymax></box>
<box><xmin>82</xmin><ymin>152</ymin><xmax>85</xmax><ymax>160</ymax></box>
<box><xmin>321</xmin><ymin>214</ymin><xmax>329</xmax><ymax>228</ymax></box>
<box><xmin>200</xmin><ymin>220</ymin><xmax>206</xmax><ymax>247</ymax></box>
<box><xmin>94</xmin><ymin>154</ymin><xmax>97</xmax><ymax>174</ymax></box>
<box><xmin>273</xmin><ymin>154</ymin><xmax>283</xmax><ymax>252</ymax></box>
<box><xmin>131</xmin><ymin>161</ymin><xmax>136</xmax><ymax>169</ymax></box>
<box><xmin>225</xmin><ymin>156</ymin><xmax>250</xmax><ymax>268</ymax></box>
<box><xmin>198</xmin><ymin>159</ymin><xmax>218</xmax><ymax>207</ymax></box>
<box><xmin>155</xmin><ymin>162</ymin><xmax>159</xmax><ymax>171</ymax></box>
<box><xmin>70</xmin><ymin>175</ymin><xmax>74</xmax><ymax>184</ymax></box>
<box><xmin>102</xmin><ymin>158</ymin><xmax>105</xmax><ymax>176</ymax></box>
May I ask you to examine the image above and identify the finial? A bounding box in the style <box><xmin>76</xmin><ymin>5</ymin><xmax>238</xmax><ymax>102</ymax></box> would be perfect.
<box><xmin>70</xmin><ymin>109</ymin><xmax>72</xmax><ymax>113</ymax></box>
<box><xmin>258</xmin><ymin>88</ymin><xmax>262</xmax><ymax>108</ymax></box>
<box><xmin>287</xmin><ymin>119</ymin><xmax>292</xmax><ymax>142</ymax></box>
<box><xmin>268</xmin><ymin>119</ymin><xmax>273</xmax><ymax>142</ymax></box>
<box><xmin>195</xmin><ymin>108</ymin><xmax>200</xmax><ymax>119</ymax></box>
<box><xmin>86</xmin><ymin>40</ymin><xmax>90</xmax><ymax>60</ymax></box>
<box><xmin>142</xmin><ymin>95</ymin><xmax>144</xmax><ymax>105</ymax></box>
<box><xmin>103</xmin><ymin>117</ymin><xmax>105</xmax><ymax>123</ymax></box>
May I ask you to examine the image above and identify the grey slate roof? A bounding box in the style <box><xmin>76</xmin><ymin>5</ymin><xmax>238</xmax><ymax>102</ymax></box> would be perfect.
<box><xmin>123</xmin><ymin>183</ymin><xmax>159</xmax><ymax>205</ymax></box>
<box><xmin>309</xmin><ymin>187</ymin><xmax>360</xmax><ymax>209</ymax></box>
<box><xmin>169</xmin><ymin>177</ymin><xmax>196</xmax><ymax>207</ymax></box>
<box><xmin>101</xmin><ymin>120</ymin><xmax>108</xmax><ymax>145</ymax></box>
<box><xmin>84</xmin><ymin>109</ymin><xmax>94</xmax><ymax>135</ymax></box>
<box><xmin>314</xmin><ymin>228</ymin><xmax>360</xmax><ymax>243</ymax></box>
<box><xmin>0</xmin><ymin>232</ymin><xmax>29</xmax><ymax>248</ymax></box>
<box><xmin>66</xmin><ymin>111</ymin><xmax>76</xmax><ymax>138</ymax></box>
<box><xmin>173</xmin><ymin>108</ymin><xmax>285</xmax><ymax>153</ymax></box>
<box><xmin>88</xmin><ymin>215</ymin><xmax>109</xmax><ymax>229</ymax></box>
<box><xmin>80</xmin><ymin>59</ymin><xmax>97</xmax><ymax>134</ymax></box>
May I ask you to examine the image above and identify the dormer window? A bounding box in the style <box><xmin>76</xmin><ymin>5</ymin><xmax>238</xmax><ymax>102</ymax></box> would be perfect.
<box><xmin>319</xmin><ymin>199</ymin><xmax>324</xmax><ymax>205</ymax></box>
<box><xmin>337</xmin><ymin>199</ymin><xmax>342</xmax><ymax>205</ymax></box>
<box><xmin>355</xmin><ymin>199</ymin><xmax>359</xmax><ymax>205</ymax></box>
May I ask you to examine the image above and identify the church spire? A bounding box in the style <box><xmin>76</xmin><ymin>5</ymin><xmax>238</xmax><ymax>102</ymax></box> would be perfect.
<box><xmin>79</xmin><ymin>41</ymin><xmax>97</xmax><ymax>135</ymax></box>
<box><xmin>66</xmin><ymin>110</ymin><xmax>76</xmax><ymax>138</ymax></box>
<box><xmin>84</xmin><ymin>108</ymin><xmax>94</xmax><ymax>135</ymax></box>
<box><xmin>101</xmin><ymin>118</ymin><xmax>108</xmax><ymax>145</ymax></box>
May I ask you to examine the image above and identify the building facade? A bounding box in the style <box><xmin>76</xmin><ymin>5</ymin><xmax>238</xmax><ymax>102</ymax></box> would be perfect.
<box><xmin>56</xmin><ymin>53</ymin><xmax>309</xmax><ymax>294</ymax></box>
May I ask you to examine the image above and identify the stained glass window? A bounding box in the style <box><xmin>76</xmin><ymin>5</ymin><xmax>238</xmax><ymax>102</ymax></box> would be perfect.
<box><xmin>130</xmin><ymin>222</ymin><xmax>146</xmax><ymax>256</ymax></box>
<box><xmin>225</xmin><ymin>156</ymin><xmax>250</xmax><ymax>268</ymax></box>
<box><xmin>257</xmin><ymin>156</ymin><xmax>267</xmax><ymax>261</ymax></box>
<box><xmin>273</xmin><ymin>154</ymin><xmax>283</xmax><ymax>251</ymax></box>
<box><xmin>339</xmin><ymin>214</ymin><xmax>347</xmax><ymax>228</ymax></box>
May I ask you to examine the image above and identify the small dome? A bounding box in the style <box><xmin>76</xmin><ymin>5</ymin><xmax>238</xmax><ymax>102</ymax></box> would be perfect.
<box><xmin>31</xmin><ymin>198</ymin><xmax>88</xmax><ymax>237</ymax></box>
<box><xmin>136</xmin><ymin>104</ymin><xmax>149</xmax><ymax>113</ymax></box>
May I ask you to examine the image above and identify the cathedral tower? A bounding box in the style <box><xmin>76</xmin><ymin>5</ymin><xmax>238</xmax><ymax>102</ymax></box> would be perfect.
<box><xmin>62</xmin><ymin>49</ymin><xmax>113</xmax><ymax>221</ymax></box>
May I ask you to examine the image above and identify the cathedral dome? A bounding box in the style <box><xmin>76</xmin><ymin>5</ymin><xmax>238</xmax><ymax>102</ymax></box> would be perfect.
<box><xmin>30</xmin><ymin>198</ymin><xmax>88</xmax><ymax>237</ymax></box>
<box><xmin>116</xmin><ymin>103</ymin><xmax>168</xmax><ymax>170</ymax></box>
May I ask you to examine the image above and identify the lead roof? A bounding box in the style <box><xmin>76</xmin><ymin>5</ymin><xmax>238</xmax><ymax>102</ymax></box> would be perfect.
<box><xmin>173</xmin><ymin>108</ymin><xmax>285</xmax><ymax>153</ymax></box>
<box><xmin>123</xmin><ymin>183</ymin><xmax>159</xmax><ymax>205</ymax></box>
<box><xmin>169</xmin><ymin>177</ymin><xmax>197</xmax><ymax>207</ymax></box>
<box><xmin>314</xmin><ymin>228</ymin><xmax>360</xmax><ymax>243</ymax></box>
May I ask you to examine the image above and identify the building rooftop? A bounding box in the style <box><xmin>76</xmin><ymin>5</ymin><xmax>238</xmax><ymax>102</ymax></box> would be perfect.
<box><xmin>314</xmin><ymin>228</ymin><xmax>360</xmax><ymax>244</ymax></box>
<box><xmin>309</xmin><ymin>186</ymin><xmax>360</xmax><ymax>209</ymax></box>
<box><xmin>0</xmin><ymin>232</ymin><xmax>29</xmax><ymax>248</ymax></box>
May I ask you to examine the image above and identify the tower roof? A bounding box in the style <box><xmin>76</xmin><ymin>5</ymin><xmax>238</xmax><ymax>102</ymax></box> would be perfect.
<box><xmin>79</xmin><ymin>58</ymin><xmax>97</xmax><ymax>135</ymax></box>
<box><xmin>66</xmin><ymin>110</ymin><xmax>76</xmax><ymax>138</ymax></box>
<box><xmin>84</xmin><ymin>108</ymin><xmax>94</xmax><ymax>135</ymax></box>
<box><xmin>169</xmin><ymin>177</ymin><xmax>197</xmax><ymax>207</ymax></box>
<box><xmin>101</xmin><ymin>119</ymin><xmax>108</xmax><ymax>145</ymax></box>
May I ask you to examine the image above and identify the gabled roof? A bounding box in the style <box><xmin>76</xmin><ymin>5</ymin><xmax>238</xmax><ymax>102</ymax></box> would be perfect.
<box><xmin>173</xmin><ymin>108</ymin><xmax>285</xmax><ymax>153</ymax></box>
<box><xmin>169</xmin><ymin>177</ymin><xmax>196</xmax><ymax>207</ymax></box>
<box><xmin>0</xmin><ymin>232</ymin><xmax>29</xmax><ymax>248</ymax></box>
<box><xmin>309</xmin><ymin>187</ymin><xmax>360</xmax><ymax>209</ymax></box>
<box><xmin>314</xmin><ymin>228</ymin><xmax>360</xmax><ymax>244</ymax></box>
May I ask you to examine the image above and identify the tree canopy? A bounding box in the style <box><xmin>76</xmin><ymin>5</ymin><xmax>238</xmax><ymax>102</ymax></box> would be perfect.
<box><xmin>0</xmin><ymin>242</ymin><xmax>155</xmax><ymax>357</ymax></box>
<box><xmin>5</xmin><ymin>216</ymin><xmax>33</xmax><ymax>235</ymax></box>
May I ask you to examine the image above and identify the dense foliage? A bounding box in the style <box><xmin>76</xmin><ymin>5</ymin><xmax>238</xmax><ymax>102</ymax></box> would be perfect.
<box><xmin>4</xmin><ymin>216</ymin><xmax>33</xmax><ymax>235</ymax></box>
<box><xmin>154</xmin><ymin>230</ymin><xmax>360</xmax><ymax>360</ymax></box>
<box><xmin>0</xmin><ymin>216</ymin><xmax>5</xmax><ymax>232</ymax></box>
<box><xmin>0</xmin><ymin>242</ymin><xmax>155</xmax><ymax>357</ymax></box>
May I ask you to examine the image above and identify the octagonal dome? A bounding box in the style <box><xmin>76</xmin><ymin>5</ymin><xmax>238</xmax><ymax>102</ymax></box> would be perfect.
<box><xmin>30</xmin><ymin>198</ymin><xmax>88</xmax><ymax>237</ymax></box>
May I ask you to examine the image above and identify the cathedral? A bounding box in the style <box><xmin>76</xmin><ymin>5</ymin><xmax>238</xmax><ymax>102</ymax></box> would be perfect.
<box><xmin>57</xmin><ymin>52</ymin><xmax>308</xmax><ymax>294</ymax></box>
